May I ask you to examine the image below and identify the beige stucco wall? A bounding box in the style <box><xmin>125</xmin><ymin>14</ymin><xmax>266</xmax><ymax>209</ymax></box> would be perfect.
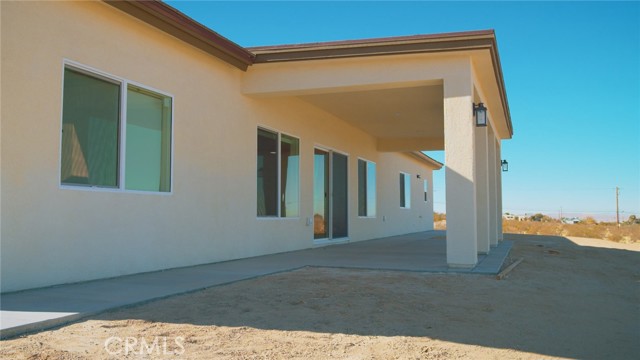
<box><xmin>0</xmin><ymin>1</ymin><xmax>435</xmax><ymax>292</ymax></box>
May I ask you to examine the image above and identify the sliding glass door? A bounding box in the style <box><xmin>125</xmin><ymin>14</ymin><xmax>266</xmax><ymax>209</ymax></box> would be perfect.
<box><xmin>314</xmin><ymin>148</ymin><xmax>348</xmax><ymax>240</ymax></box>
<box><xmin>331</xmin><ymin>152</ymin><xmax>348</xmax><ymax>238</ymax></box>
<box><xmin>313</xmin><ymin>149</ymin><xmax>329</xmax><ymax>239</ymax></box>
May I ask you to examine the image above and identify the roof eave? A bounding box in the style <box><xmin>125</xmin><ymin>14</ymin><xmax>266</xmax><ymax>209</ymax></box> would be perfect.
<box><xmin>103</xmin><ymin>0</ymin><xmax>254</xmax><ymax>71</ymax></box>
<box><xmin>249</xmin><ymin>30</ymin><xmax>496</xmax><ymax>54</ymax></box>
<box><xmin>249</xmin><ymin>31</ymin><xmax>512</xmax><ymax>137</ymax></box>
<box><xmin>410</xmin><ymin>152</ymin><xmax>444</xmax><ymax>170</ymax></box>
<box><xmin>100</xmin><ymin>1</ymin><xmax>512</xmax><ymax>137</ymax></box>
<box><xmin>487</xmin><ymin>35</ymin><xmax>513</xmax><ymax>137</ymax></box>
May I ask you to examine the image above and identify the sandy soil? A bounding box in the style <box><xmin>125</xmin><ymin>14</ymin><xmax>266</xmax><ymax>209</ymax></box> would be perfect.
<box><xmin>1</xmin><ymin>234</ymin><xmax>638</xmax><ymax>359</ymax></box>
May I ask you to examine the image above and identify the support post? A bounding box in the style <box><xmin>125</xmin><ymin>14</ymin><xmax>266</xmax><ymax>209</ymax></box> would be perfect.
<box><xmin>496</xmin><ymin>141</ymin><xmax>504</xmax><ymax>241</ymax></box>
<box><xmin>487</xmin><ymin>129</ymin><xmax>498</xmax><ymax>246</ymax></box>
<box><xmin>475</xmin><ymin>124</ymin><xmax>490</xmax><ymax>254</ymax></box>
<box><xmin>444</xmin><ymin>69</ymin><xmax>478</xmax><ymax>268</ymax></box>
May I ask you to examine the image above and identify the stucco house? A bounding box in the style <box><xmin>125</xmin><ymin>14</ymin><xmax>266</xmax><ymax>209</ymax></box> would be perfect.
<box><xmin>0</xmin><ymin>0</ymin><xmax>512</xmax><ymax>293</ymax></box>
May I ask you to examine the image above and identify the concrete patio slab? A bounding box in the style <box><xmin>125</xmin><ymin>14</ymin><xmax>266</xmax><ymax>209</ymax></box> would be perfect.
<box><xmin>0</xmin><ymin>231</ymin><xmax>511</xmax><ymax>339</ymax></box>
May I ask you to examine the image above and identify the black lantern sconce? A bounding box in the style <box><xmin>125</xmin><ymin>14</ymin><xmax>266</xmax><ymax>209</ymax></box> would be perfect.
<box><xmin>473</xmin><ymin>102</ymin><xmax>487</xmax><ymax>127</ymax></box>
<box><xmin>501</xmin><ymin>160</ymin><xmax>509</xmax><ymax>172</ymax></box>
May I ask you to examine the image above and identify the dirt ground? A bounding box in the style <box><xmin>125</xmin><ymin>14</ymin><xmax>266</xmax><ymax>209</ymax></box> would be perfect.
<box><xmin>1</xmin><ymin>234</ymin><xmax>638</xmax><ymax>359</ymax></box>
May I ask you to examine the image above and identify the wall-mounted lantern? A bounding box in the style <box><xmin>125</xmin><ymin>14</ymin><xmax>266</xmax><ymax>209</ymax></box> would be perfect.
<box><xmin>473</xmin><ymin>102</ymin><xmax>487</xmax><ymax>127</ymax></box>
<box><xmin>501</xmin><ymin>160</ymin><xmax>509</xmax><ymax>172</ymax></box>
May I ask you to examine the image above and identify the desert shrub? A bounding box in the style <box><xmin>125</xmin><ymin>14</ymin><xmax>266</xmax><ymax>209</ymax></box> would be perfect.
<box><xmin>626</xmin><ymin>215</ymin><xmax>640</xmax><ymax>225</ymax></box>
<box><xmin>582</xmin><ymin>217</ymin><xmax>598</xmax><ymax>225</ymax></box>
<box><xmin>605</xmin><ymin>225</ymin><xmax>640</xmax><ymax>243</ymax></box>
<box><xmin>447</xmin><ymin>217</ymin><xmax>640</xmax><ymax>243</ymax></box>
<box><xmin>534</xmin><ymin>222</ymin><xmax>561</xmax><ymax>236</ymax></box>
<box><xmin>605</xmin><ymin>230</ymin><xmax>623</xmax><ymax>242</ymax></box>
<box><xmin>434</xmin><ymin>213</ymin><xmax>446</xmax><ymax>222</ymax></box>
<box><xmin>502</xmin><ymin>220</ymin><xmax>639</xmax><ymax>243</ymax></box>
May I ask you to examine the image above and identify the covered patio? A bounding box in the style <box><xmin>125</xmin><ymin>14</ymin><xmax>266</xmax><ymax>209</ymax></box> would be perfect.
<box><xmin>1</xmin><ymin>231</ymin><xmax>512</xmax><ymax>339</ymax></box>
<box><xmin>245</xmin><ymin>30</ymin><xmax>513</xmax><ymax>267</ymax></box>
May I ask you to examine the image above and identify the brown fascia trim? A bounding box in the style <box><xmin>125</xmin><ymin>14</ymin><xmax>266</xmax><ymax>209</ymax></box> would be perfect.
<box><xmin>100</xmin><ymin>1</ymin><xmax>512</xmax><ymax>135</ymax></box>
<box><xmin>103</xmin><ymin>0</ymin><xmax>254</xmax><ymax>71</ymax></box>
<box><xmin>248</xmin><ymin>30</ymin><xmax>496</xmax><ymax>57</ymax></box>
<box><xmin>250</xmin><ymin>30</ymin><xmax>513</xmax><ymax>136</ymax></box>
<box><xmin>410</xmin><ymin>152</ymin><xmax>444</xmax><ymax>170</ymax></box>
<box><xmin>486</xmin><ymin>35</ymin><xmax>513</xmax><ymax>136</ymax></box>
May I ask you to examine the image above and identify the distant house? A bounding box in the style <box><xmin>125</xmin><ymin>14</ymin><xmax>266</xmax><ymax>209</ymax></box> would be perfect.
<box><xmin>562</xmin><ymin>218</ymin><xmax>581</xmax><ymax>224</ymax></box>
<box><xmin>503</xmin><ymin>214</ymin><xmax>529</xmax><ymax>221</ymax></box>
<box><xmin>1</xmin><ymin>0</ymin><xmax>512</xmax><ymax>292</ymax></box>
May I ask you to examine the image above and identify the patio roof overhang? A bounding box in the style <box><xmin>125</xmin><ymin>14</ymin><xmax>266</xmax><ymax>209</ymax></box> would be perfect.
<box><xmin>103</xmin><ymin>0</ymin><xmax>510</xmax><ymax>268</ymax></box>
<box><xmin>244</xmin><ymin>31</ymin><xmax>513</xmax><ymax>151</ymax></box>
<box><xmin>103</xmin><ymin>0</ymin><xmax>512</xmax><ymax>149</ymax></box>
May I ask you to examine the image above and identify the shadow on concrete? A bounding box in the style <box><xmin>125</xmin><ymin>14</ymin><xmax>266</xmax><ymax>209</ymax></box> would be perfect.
<box><xmin>0</xmin><ymin>231</ymin><xmax>507</xmax><ymax>338</ymax></box>
<box><xmin>90</xmin><ymin>234</ymin><xmax>639</xmax><ymax>360</ymax></box>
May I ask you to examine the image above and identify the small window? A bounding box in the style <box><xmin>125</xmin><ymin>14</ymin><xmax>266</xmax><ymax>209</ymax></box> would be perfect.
<box><xmin>257</xmin><ymin>128</ymin><xmax>299</xmax><ymax>217</ymax></box>
<box><xmin>400</xmin><ymin>172</ymin><xmax>411</xmax><ymax>208</ymax></box>
<box><xmin>61</xmin><ymin>65</ymin><xmax>172</xmax><ymax>192</ymax></box>
<box><xmin>424</xmin><ymin>179</ymin><xmax>428</xmax><ymax>202</ymax></box>
<box><xmin>357</xmin><ymin>159</ymin><xmax>376</xmax><ymax>217</ymax></box>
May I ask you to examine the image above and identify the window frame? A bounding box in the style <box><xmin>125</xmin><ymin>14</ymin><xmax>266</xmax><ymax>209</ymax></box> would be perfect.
<box><xmin>256</xmin><ymin>125</ymin><xmax>301</xmax><ymax>219</ymax></box>
<box><xmin>400</xmin><ymin>172</ymin><xmax>411</xmax><ymax>209</ymax></box>
<box><xmin>59</xmin><ymin>59</ymin><xmax>174</xmax><ymax>195</ymax></box>
<box><xmin>357</xmin><ymin>158</ymin><xmax>377</xmax><ymax>218</ymax></box>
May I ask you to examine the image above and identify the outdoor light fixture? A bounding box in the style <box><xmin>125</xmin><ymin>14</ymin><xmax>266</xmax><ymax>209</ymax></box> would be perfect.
<box><xmin>473</xmin><ymin>102</ymin><xmax>487</xmax><ymax>127</ymax></box>
<box><xmin>417</xmin><ymin>174</ymin><xmax>421</xmax><ymax>179</ymax></box>
<box><xmin>501</xmin><ymin>160</ymin><xmax>509</xmax><ymax>172</ymax></box>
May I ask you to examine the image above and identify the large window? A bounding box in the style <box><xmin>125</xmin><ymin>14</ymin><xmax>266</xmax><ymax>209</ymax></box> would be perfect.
<box><xmin>257</xmin><ymin>128</ymin><xmax>299</xmax><ymax>217</ymax></box>
<box><xmin>358</xmin><ymin>159</ymin><xmax>376</xmax><ymax>217</ymax></box>
<box><xmin>61</xmin><ymin>65</ymin><xmax>172</xmax><ymax>192</ymax></box>
<box><xmin>400</xmin><ymin>172</ymin><xmax>411</xmax><ymax>208</ymax></box>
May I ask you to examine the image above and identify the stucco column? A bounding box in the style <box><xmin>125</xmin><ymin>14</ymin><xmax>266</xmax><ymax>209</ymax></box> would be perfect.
<box><xmin>444</xmin><ymin>72</ymin><xmax>477</xmax><ymax>267</ymax></box>
<box><xmin>496</xmin><ymin>141</ymin><xmax>504</xmax><ymax>241</ymax></box>
<box><xmin>475</xmin><ymin>125</ymin><xmax>491</xmax><ymax>254</ymax></box>
<box><xmin>487</xmin><ymin>130</ymin><xmax>498</xmax><ymax>246</ymax></box>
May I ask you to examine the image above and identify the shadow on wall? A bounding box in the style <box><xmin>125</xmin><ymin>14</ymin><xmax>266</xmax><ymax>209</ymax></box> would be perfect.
<box><xmin>91</xmin><ymin>234</ymin><xmax>638</xmax><ymax>360</ymax></box>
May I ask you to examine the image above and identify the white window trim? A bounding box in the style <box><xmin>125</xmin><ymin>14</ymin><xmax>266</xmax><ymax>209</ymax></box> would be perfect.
<box><xmin>314</xmin><ymin>143</ymin><xmax>350</xmax><ymax>157</ymax></box>
<box><xmin>59</xmin><ymin>59</ymin><xmax>175</xmax><ymax>195</ymax></box>
<box><xmin>400</xmin><ymin>171</ymin><xmax>411</xmax><ymax>209</ymax></box>
<box><xmin>357</xmin><ymin>157</ymin><xmax>377</xmax><ymax>219</ymax></box>
<box><xmin>256</xmin><ymin>125</ymin><xmax>301</xmax><ymax>219</ymax></box>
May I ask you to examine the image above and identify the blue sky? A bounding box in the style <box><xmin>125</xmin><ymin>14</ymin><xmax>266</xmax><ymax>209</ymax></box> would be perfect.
<box><xmin>168</xmin><ymin>1</ymin><xmax>640</xmax><ymax>221</ymax></box>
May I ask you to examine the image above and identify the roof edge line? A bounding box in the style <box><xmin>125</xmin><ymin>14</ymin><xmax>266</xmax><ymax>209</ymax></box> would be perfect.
<box><xmin>248</xmin><ymin>30</ymin><xmax>496</xmax><ymax>53</ymax></box>
<box><xmin>410</xmin><ymin>152</ymin><xmax>444</xmax><ymax>170</ymax></box>
<box><xmin>99</xmin><ymin>1</ymin><xmax>512</xmax><ymax>136</ymax></box>
<box><xmin>102</xmin><ymin>0</ymin><xmax>254</xmax><ymax>70</ymax></box>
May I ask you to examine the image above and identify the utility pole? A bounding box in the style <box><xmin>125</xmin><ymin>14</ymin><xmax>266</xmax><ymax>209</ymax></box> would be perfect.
<box><xmin>616</xmin><ymin>187</ymin><xmax>620</xmax><ymax>227</ymax></box>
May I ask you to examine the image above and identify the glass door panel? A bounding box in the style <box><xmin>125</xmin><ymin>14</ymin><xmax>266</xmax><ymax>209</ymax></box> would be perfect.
<box><xmin>313</xmin><ymin>149</ymin><xmax>329</xmax><ymax>239</ymax></box>
<box><xmin>331</xmin><ymin>152</ymin><xmax>348</xmax><ymax>238</ymax></box>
